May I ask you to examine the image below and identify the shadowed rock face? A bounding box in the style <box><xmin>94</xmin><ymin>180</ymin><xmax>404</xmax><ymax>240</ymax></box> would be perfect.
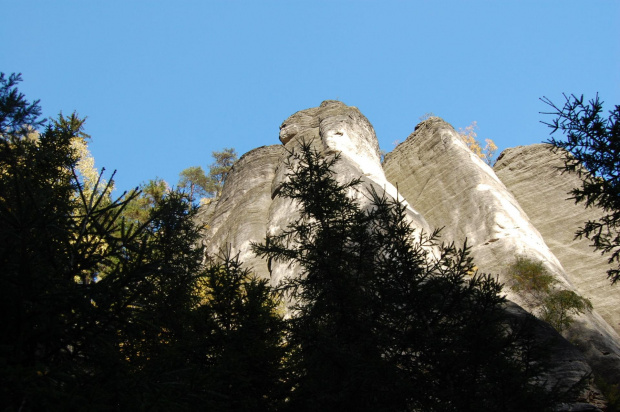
<box><xmin>202</xmin><ymin>102</ymin><xmax>620</xmax><ymax>395</ymax></box>
<box><xmin>503</xmin><ymin>302</ymin><xmax>603</xmax><ymax>409</ymax></box>
<box><xmin>494</xmin><ymin>144</ymin><xmax>620</xmax><ymax>336</ymax></box>
<box><xmin>382</xmin><ymin>117</ymin><xmax>620</xmax><ymax>385</ymax></box>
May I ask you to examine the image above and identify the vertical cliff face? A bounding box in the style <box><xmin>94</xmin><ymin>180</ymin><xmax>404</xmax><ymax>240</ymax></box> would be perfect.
<box><xmin>382</xmin><ymin>117</ymin><xmax>620</xmax><ymax>385</ymax></box>
<box><xmin>383</xmin><ymin>118</ymin><xmax>565</xmax><ymax>295</ymax></box>
<box><xmin>494</xmin><ymin>144</ymin><xmax>620</xmax><ymax>335</ymax></box>
<box><xmin>201</xmin><ymin>145</ymin><xmax>286</xmax><ymax>277</ymax></box>
<box><xmin>202</xmin><ymin>101</ymin><xmax>620</xmax><ymax>391</ymax></box>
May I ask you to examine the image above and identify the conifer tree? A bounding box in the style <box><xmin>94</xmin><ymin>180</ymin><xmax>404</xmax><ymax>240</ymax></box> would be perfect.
<box><xmin>543</xmin><ymin>94</ymin><xmax>620</xmax><ymax>283</ymax></box>
<box><xmin>0</xmin><ymin>104</ymin><xmax>143</xmax><ymax>408</ymax></box>
<box><xmin>0</xmin><ymin>72</ymin><xmax>45</xmax><ymax>133</ymax></box>
<box><xmin>0</xmin><ymin>74</ymin><xmax>288</xmax><ymax>411</ymax></box>
<box><xmin>208</xmin><ymin>148</ymin><xmax>237</xmax><ymax>198</ymax></box>
<box><xmin>185</xmin><ymin>252</ymin><xmax>289</xmax><ymax>411</ymax></box>
<box><xmin>178</xmin><ymin>148</ymin><xmax>238</xmax><ymax>203</ymax></box>
<box><xmin>254</xmin><ymin>141</ymin><xmax>555</xmax><ymax>411</ymax></box>
<box><xmin>179</xmin><ymin>165</ymin><xmax>209</xmax><ymax>202</ymax></box>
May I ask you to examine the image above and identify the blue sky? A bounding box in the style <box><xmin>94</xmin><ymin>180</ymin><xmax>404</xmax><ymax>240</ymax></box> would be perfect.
<box><xmin>2</xmin><ymin>1</ymin><xmax>619</xmax><ymax>193</ymax></box>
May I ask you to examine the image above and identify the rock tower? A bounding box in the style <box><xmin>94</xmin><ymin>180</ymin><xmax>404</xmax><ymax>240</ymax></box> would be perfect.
<box><xmin>201</xmin><ymin>101</ymin><xmax>620</xmax><ymax>403</ymax></box>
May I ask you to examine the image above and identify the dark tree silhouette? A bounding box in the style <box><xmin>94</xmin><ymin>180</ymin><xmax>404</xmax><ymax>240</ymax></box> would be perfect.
<box><xmin>543</xmin><ymin>94</ymin><xmax>620</xmax><ymax>283</ymax></box>
<box><xmin>254</xmin><ymin>140</ymin><xmax>555</xmax><ymax>411</ymax></box>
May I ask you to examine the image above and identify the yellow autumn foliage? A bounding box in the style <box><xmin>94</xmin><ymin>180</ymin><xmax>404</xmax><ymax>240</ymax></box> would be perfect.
<box><xmin>458</xmin><ymin>121</ymin><xmax>497</xmax><ymax>166</ymax></box>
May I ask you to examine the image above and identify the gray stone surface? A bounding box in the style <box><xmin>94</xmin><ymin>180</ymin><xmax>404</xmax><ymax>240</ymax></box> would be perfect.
<box><xmin>203</xmin><ymin>101</ymin><xmax>433</xmax><ymax>287</ymax></box>
<box><xmin>383</xmin><ymin>118</ymin><xmax>560</xmax><ymax>289</ymax></box>
<box><xmin>268</xmin><ymin>100</ymin><xmax>433</xmax><ymax>286</ymax></box>
<box><xmin>383</xmin><ymin>117</ymin><xmax>620</xmax><ymax>384</ymax></box>
<box><xmin>494</xmin><ymin>144</ymin><xmax>620</xmax><ymax>336</ymax></box>
<box><xmin>202</xmin><ymin>145</ymin><xmax>285</xmax><ymax>279</ymax></box>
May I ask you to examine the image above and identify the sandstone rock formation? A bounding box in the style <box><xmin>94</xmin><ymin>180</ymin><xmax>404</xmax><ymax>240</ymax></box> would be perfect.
<box><xmin>201</xmin><ymin>101</ymin><xmax>620</xmax><ymax>402</ymax></box>
<box><xmin>203</xmin><ymin>101</ymin><xmax>432</xmax><ymax>285</ymax></box>
<box><xmin>271</xmin><ymin>101</ymin><xmax>433</xmax><ymax>285</ymax></box>
<box><xmin>201</xmin><ymin>145</ymin><xmax>286</xmax><ymax>275</ymax></box>
<box><xmin>383</xmin><ymin>118</ymin><xmax>564</xmax><ymax>294</ymax></box>
<box><xmin>494</xmin><ymin>144</ymin><xmax>620</xmax><ymax>336</ymax></box>
<box><xmin>382</xmin><ymin>117</ymin><xmax>620</xmax><ymax>386</ymax></box>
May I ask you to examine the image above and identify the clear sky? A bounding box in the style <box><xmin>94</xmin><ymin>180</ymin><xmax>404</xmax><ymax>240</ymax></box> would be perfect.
<box><xmin>2</xmin><ymin>1</ymin><xmax>619</xmax><ymax>193</ymax></box>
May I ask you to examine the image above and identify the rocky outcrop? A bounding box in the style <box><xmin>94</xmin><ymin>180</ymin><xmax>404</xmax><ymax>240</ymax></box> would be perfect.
<box><xmin>383</xmin><ymin>118</ymin><xmax>564</xmax><ymax>293</ymax></box>
<box><xmin>382</xmin><ymin>117</ymin><xmax>620</xmax><ymax>384</ymax></box>
<box><xmin>494</xmin><ymin>144</ymin><xmax>620</xmax><ymax>336</ymax></box>
<box><xmin>201</xmin><ymin>102</ymin><xmax>620</xmax><ymax>401</ymax></box>
<box><xmin>203</xmin><ymin>101</ymin><xmax>432</xmax><ymax>285</ymax></box>
<box><xmin>202</xmin><ymin>145</ymin><xmax>286</xmax><ymax>277</ymax></box>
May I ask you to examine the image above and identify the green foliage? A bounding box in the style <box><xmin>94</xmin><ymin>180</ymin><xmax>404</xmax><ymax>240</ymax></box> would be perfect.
<box><xmin>254</xmin><ymin>141</ymin><xmax>556</xmax><ymax>411</ymax></box>
<box><xmin>543</xmin><ymin>94</ymin><xmax>620</xmax><ymax>283</ymax></box>
<box><xmin>178</xmin><ymin>148</ymin><xmax>237</xmax><ymax>202</ymax></box>
<box><xmin>178</xmin><ymin>165</ymin><xmax>209</xmax><ymax>202</ymax></box>
<box><xmin>207</xmin><ymin>147</ymin><xmax>237</xmax><ymax>198</ymax></box>
<box><xmin>115</xmin><ymin>248</ymin><xmax>288</xmax><ymax>411</ymax></box>
<box><xmin>509</xmin><ymin>256</ymin><xmax>556</xmax><ymax>295</ymax></box>
<box><xmin>121</xmin><ymin>177</ymin><xmax>168</xmax><ymax>224</ymax></box>
<box><xmin>541</xmin><ymin>290</ymin><xmax>593</xmax><ymax>333</ymax></box>
<box><xmin>508</xmin><ymin>256</ymin><xmax>592</xmax><ymax>332</ymax></box>
<box><xmin>186</xmin><ymin>252</ymin><xmax>289</xmax><ymax>411</ymax></box>
<box><xmin>0</xmin><ymin>73</ymin><xmax>45</xmax><ymax>133</ymax></box>
<box><xmin>0</xmin><ymin>108</ymin><xmax>140</xmax><ymax>408</ymax></box>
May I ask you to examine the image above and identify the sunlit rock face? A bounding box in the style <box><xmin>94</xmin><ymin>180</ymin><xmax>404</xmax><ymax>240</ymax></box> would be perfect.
<box><xmin>280</xmin><ymin>100</ymin><xmax>383</xmax><ymax>180</ymax></box>
<box><xmin>494</xmin><ymin>144</ymin><xmax>620</xmax><ymax>336</ymax></box>
<box><xmin>268</xmin><ymin>100</ymin><xmax>433</xmax><ymax>286</ymax></box>
<box><xmin>278</xmin><ymin>100</ymin><xmax>410</xmax><ymax>204</ymax></box>
<box><xmin>383</xmin><ymin>117</ymin><xmax>620</xmax><ymax>384</ymax></box>
<box><xmin>383</xmin><ymin>118</ymin><xmax>565</xmax><ymax>296</ymax></box>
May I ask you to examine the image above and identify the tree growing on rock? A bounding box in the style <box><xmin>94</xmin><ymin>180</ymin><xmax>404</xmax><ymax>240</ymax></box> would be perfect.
<box><xmin>179</xmin><ymin>147</ymin><xmax>238</xmax><ymax>202</ymax></box>
<box><xmin>508</xmin><ymin>256</ymin><xmax>592</xmax><ymax>332</ymax></box>
<box><xmin>208</xmin><ymin>147</ymin><xmax>237</xmax><ymax>198</ymax></box>
<box><xmin>179</xmin><ymin>165</ymin><xmax>210</xmax><ymax>202</ymax></box>
<box><xmin>458</xmin><ymin>120</ymin><xmax>498</xmax><ymax>166</ymax></box>
<box><xmin>418</xmin><ymin>115</ymin><xmax>498</xmax><ymax>166</ymax></box>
